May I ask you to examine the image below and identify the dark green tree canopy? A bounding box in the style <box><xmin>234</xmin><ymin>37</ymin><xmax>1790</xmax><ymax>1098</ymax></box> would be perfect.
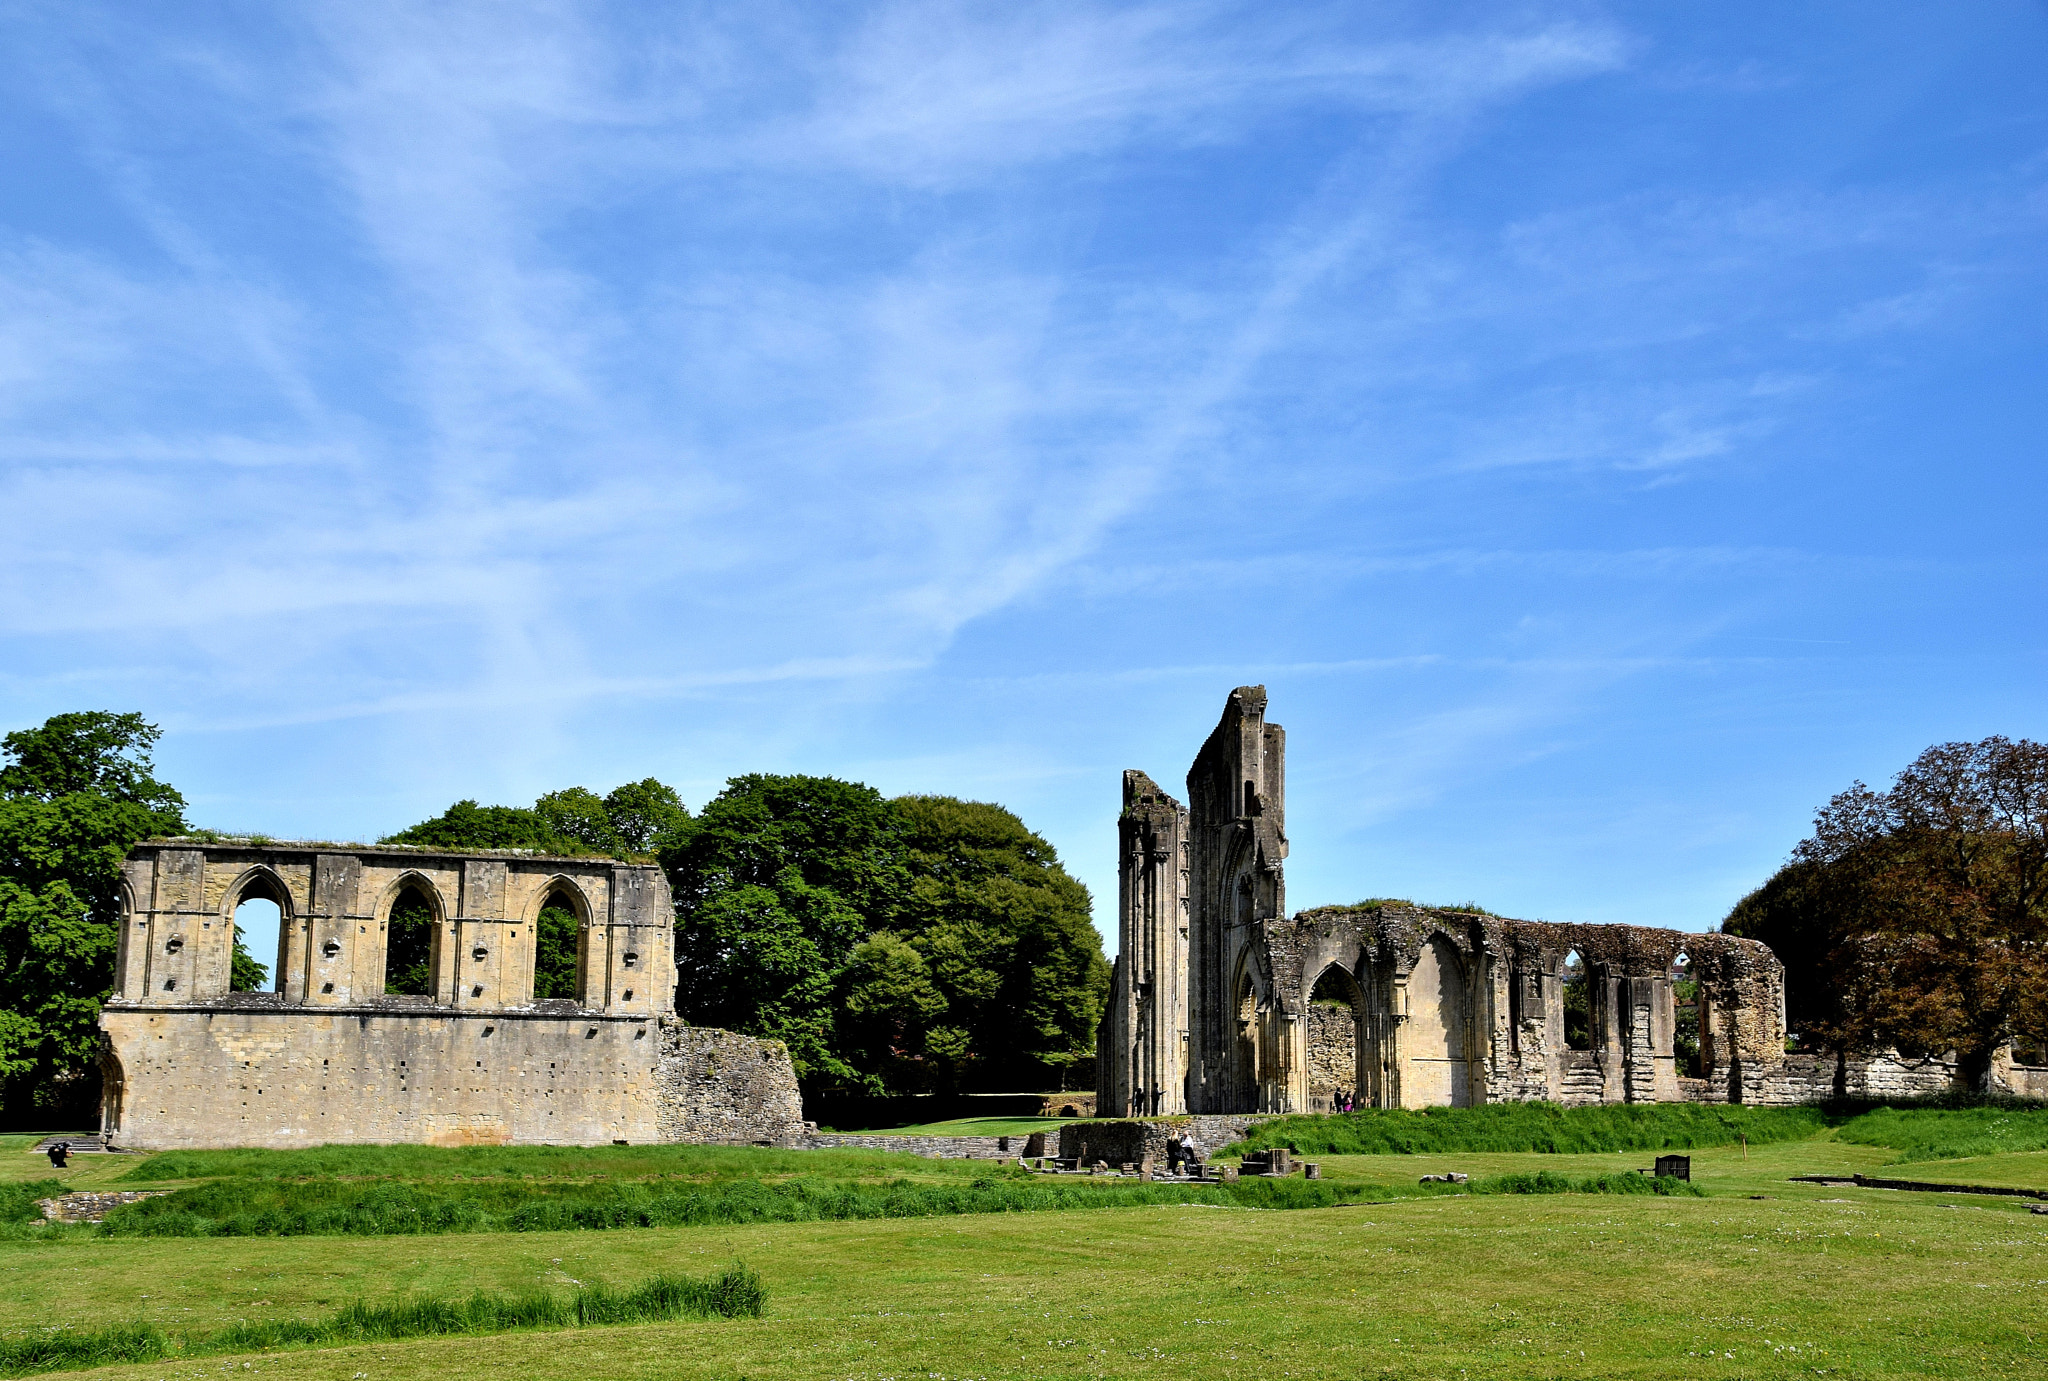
<box><xmin>382</xmin><ymin>800</ymin><xmax>574</xmax><ymax>853</ymax></box>
<box><xmin>0</xmin><ymin>712</ymin><xmax>186</xmax><ymax>820</ymax></box>
<box><xmin>0</xmin><ymin>712</ymin><xmax>187</xmax><ymax>1117</ymax></box>
<box><xmin>601</xmin><ymin>779</ymin><xmax>691</xmax><ymax>854</ymax></box>
<box><xmin>665</xmin><ymin>775</ymin><xmax>907</xmax><ymax>1088</ymax></box>
<box><xmin>840</xmin><ymin>795</ymin><xmax>1108</xmax><ymax>1094</ymax></box>
<box><xmin>384</xmin><ymin>782</ymin><xmax>687</xmax><ymax>859</ymax></box>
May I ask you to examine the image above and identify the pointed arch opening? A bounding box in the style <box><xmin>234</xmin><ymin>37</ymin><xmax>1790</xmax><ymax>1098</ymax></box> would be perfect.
<box><xmin>1307</xmin><ymin>963</ymin><xmax>1362</xmax><ymax>1113</ymax></box>
<box><xmin>533</xmin><ymin>879</ymin><xmax>588</xmax><ymax>1002</ymax></box>
<box><xmin>224</xmin><ymin>868</ymin><xmax>291</xmax><ymax>994</ymax></box>
<box><xmin>1563</xmin><ymin>949</ymin><xmax>1591</xmax><ymax>1051</ymax></box>
<box><xmin>1405</xmin><ymin>935</ymin><xmax>1470</xmax><ymax>1106</ymax></box>
<box><xmin>383</xmin><ymin>876</ymin><xmax>442</xmax><ymax>997</ymax></box>
<box><xmin>1672</xmin><ymin>951</ymin><xmax>1701</xmax><ymax>1076</ymax></box>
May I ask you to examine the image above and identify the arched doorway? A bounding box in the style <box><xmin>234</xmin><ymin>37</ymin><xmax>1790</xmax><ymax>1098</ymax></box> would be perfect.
<box><xmin>1404</xmin><ymin>935</ymin><xmax>1469</xmax><ymax>1106</ymax></box>
<box><xmin>1307</xmin><ymin>964</ymin><xmax>1361</xmax><ymax>1113</ymax></box>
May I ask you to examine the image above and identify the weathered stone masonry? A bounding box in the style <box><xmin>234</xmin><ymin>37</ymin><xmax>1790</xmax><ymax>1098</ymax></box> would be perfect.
<box><xmin>1102</xmin><ymin>687</ymin><xmax>1804</xmax><ymax>1114</ymax></box>
<box><xmin>99</xmin><ymin>840</ymin><xmax>806</xmax><ymax>1150</ymax></box>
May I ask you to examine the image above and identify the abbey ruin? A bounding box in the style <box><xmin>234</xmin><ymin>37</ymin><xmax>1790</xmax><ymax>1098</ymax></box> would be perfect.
<box><xmin>1097</xmin><ymin>686</ymin><xmax>2020</xmax><ymax>1118</ymax></box>
<box><xmin>98</xmin><ymin>840</ymin><xmax>806</xmax><ymax>1150</ymax></box>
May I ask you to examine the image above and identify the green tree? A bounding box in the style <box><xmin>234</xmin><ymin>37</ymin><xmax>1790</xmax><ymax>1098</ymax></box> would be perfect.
<box><xmin>386</xmin><ymin>781</ymin><xmax>688</xmax><ymax>859</ymax></box>
<box><xmin>873</xmin><ymin>796</ymin><xmax>1108</xmax><ymax>1093</ymax></box>
<box><xmin>665</xmin><ymin>775</ymin><xmax>909</xmax><ymax>1089</ymax></box>
<box><xmin>533</xmin><ymin>788</ymin><xmax>622</xmax><ymax>854</ymax></box>
<box><xmin>381</xmin><ymin>800</ymin><xmax>574</xmax><ymax>853</ymax></box>
<box><xmin>383</xmin><ymin>890</ymin><xmax>435</xmax><ymax>996</ymax></box>
<box><xmin>533</xmin><ymin>902</ymin><xmax>580</xmax><ymax>999</ymax></box>
<box><xmin>0</xmin><ymin>712</ymin><xmax>186</xmax><ymax>1120</ymax></box>
<box><xmin>230</xmin><ymin>925</ymin><xmax>268</xmax><ymax>992</ymax></box>
<box><xmin>1727</xmin><ymin>737</ymin><xmax>2048</xmax><ymax>1087</ymax></box>
<box><xmin>602</xmin><ymin>779</ymin><xmax>691</xmax><ymax>853</ymax></box>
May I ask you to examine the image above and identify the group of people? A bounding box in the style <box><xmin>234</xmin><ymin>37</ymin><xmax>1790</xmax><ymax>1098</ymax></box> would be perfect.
<box><xmin>1330</xmin><ymin>1089</ymin><xmax>1358</xmax><ymax>1114</ymax></box>
<box><xmin>1164</xmin><ymin>1130</ymin><xmax>1202</xmax><ymax>1175</ymax></box>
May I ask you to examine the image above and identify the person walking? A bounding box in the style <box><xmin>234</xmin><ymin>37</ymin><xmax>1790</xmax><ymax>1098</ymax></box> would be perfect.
<box><xmin>45</xmin><ymin>1141</ymin><xmax>68</xmax><ymax>1169</ymax></box>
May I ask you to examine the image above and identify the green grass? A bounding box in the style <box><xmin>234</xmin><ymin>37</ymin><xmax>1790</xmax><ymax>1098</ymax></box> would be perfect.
<box><xmin>1835</xmin><ymin>1104</ymin><xmax>2048</xmax><ymax>1163</ymax></box>
<box><xmin>0</xmin><ymin>1185</ymin><xmax>60</xmax><ymax>1228</ymax></box>
<box><xmin>0</xmin><ymin>1264</ymin><xmax>762</xmax><ymax>1376</ymax></box>
<box><xmin>1</xmin><ymin>1187</ymin><xmax>2042</xmax><ymax>1380</ymax></box>
<box><xmin>1223</xmin><ymin>1100</ymin><xmax>1826</xmax><ymax>1155</ymax></box>
<box><xmin>98</xmin><ymin>1170</ymin><xmax>1425</xmax><ymax>1238</ymax></box>
<box><xmin>113</xmin><ymin>1140</ymin><xmax>1020</xmax><ymax>1184</ymax></box>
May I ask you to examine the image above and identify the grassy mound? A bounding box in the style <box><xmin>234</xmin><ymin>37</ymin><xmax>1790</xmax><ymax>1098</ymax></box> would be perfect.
<box><xmin>1833</xmin><ymin>1105</ymin><xmax>2048</xmax><ymax>1163</ymax></box>
<box><xmin>115</xmin><ymin>1142</ymin><xmax>983</xmax><ymax>1184</ymax></box>
<box><xmin>0</xmin><ymin>1264</ymin><xmax>763</xmax><ymax>1376</ymax></box>
<box><xmin>1223</xmin><ymin>1102</ymin><xmax>1824</xmax><ymax>1156</ymax></box>
<box><xmin>98</xmin><ymin>1172</ymin><xmax>1387</xmax><ymax>1238</ymax></box>
<box><xmin>1468</xmin><ymin>1170</ymin><xmax>1703</xmax><ymax>1197</ymax></box>
<box><xmin>0</xmin><ymin>1183</ymin><xmax>62</xmax><ymax>1226</ymax></box>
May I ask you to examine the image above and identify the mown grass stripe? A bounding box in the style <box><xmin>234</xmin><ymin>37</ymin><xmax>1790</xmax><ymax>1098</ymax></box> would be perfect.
<box><xmin>0</xmin><ymin>1265</ymin><xmax>764</xmax><ymax>1377</ymax></box>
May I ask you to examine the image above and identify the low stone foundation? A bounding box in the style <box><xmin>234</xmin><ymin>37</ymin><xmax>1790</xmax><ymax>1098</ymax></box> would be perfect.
<box><xmin>1058</xmin><ymin>1116</ymin><xmax>1277</xmax><ymax>1166</ymax></box>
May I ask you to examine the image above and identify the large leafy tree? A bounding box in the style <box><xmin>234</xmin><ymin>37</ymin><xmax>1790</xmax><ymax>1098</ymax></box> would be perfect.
<box><xmin>1726</xmin><ymin>737</ymin><xmax>2048</xmax><ymax>1087</ymax></box>
<box><xmin>845</xmin><ymin>796</ymin><xmax>1108</xmax><ymax>1093</ymax></box>
<box><xmin>665</xmin><ymin>775</ymin><xmax>909</xmax><ymax>1090</ymax></box>
<box><xmin>0</xmin><ymin>713</ymin><xmax>186</xmax><ymax>1121</ymax></box>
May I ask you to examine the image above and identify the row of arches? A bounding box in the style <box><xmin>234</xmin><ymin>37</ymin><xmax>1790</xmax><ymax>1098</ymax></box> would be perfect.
<box><xmin>1287</xmin><ymin>941</ymin><xmax>1710</xmax><ymax>1108</ymax></box>
<box><xmin>220</xmin><ymin>868</ymin><xmax>598</xmax><ymax>1004</ymax></box>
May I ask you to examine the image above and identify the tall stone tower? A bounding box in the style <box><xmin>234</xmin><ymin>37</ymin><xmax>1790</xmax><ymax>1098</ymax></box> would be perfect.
<box><xmin>1183</xmin><ymin>685</ymin><xmax>1290</xmax><ymax>1112</ymax></box>
<box><xmin>1098</xmin><ymin>769</ymin><xmax>1190</xmax><ymax>1117</ymax></box>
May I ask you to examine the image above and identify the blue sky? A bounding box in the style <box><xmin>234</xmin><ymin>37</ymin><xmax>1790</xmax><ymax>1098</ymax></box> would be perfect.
<box><xmin>4</xmin><ymin>2</ymin><xmax>2045</xmax><ymax>965</ymax></box>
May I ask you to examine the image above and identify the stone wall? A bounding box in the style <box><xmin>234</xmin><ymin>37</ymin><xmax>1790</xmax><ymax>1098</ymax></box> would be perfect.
<box><xmin>1304</xmin><ymin>1003</ymin><xmax>1356</xmax><ymax>1100</ymax></box>
<box><xmin>1058</xmin><ymin>1115</ymin><xmax>1277</xmax><ymax>1165</ymax></box>
<box><xmin>654</xmin><ymin>1026</ymin><xmax>807</xmax><ymax>1146</ymax></box>
<box><xmin>101</xmin><ymin>999</ymin><xmax>659</xmax><ymax>1150</ymax></box>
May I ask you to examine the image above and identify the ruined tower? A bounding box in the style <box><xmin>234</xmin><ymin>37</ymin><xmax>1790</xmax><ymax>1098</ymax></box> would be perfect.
<box><xmin>1101</xmin><ymin>770</ymin><xmax>1189</xmax><ymax>1117</ymax></box>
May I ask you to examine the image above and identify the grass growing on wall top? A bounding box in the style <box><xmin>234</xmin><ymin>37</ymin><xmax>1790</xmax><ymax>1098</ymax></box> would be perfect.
<box><xmin>1221</xmin><ymin>1102</ymin><xmax>1827</xmax><ymax>1156</ymax></box>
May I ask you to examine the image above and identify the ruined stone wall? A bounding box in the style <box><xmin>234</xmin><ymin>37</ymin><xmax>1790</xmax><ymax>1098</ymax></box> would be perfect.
<box><xmin>654</xmin><ymin>1026</ymin><xmax>806</xmax><ymax>1146</ymax></box>
<box><xmin>1304</xmin><ymin>1003</ymin><xmax>1356</xmax><ymax>1099</ymax></box>
<box><xmin>1059</xmin><ymin>1115</ymin><xmax>1279</xmax><ymax>1165</ymax></box>
<box><xmin>101</xmin><ymin>999</ymin><xmax>659</xmax><ymax>1150</ymax></box>
<box><xmin>100</xmin><ymin>840</ymin><xmax>788</xmax><ymax>1152</ymax></box>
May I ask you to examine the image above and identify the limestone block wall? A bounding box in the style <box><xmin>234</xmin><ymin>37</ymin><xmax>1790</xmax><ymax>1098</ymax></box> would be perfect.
<box><xmin>654</xmin><ymin>1026</ymin><xmax>807</xmax><ymax>1146</ymax></box>
<box><xmin>1304</xmin><ymin>1003</ymin><xmax>1357</xmax><ymax>1100</ymax></box>
<box><xmin>114</xmin><ymin>840</ymin><xmax>672</xmax><ymax>1016</ymax></box>
<box><xmin>101</xmin><ymin>1001</ymin><xmax>659</xmax><ymax>1150</ymax></box>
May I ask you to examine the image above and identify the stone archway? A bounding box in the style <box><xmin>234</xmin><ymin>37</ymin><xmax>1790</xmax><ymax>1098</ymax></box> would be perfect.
<box><xmin>1404</xmin><ymin>935</ymin><xmax>1470</xmax><ymax>1107</ymax></box>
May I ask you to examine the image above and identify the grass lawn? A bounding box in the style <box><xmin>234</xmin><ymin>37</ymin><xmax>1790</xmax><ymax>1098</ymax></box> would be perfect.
<box><xmin>5</xmin><ymin>1113</ymin><xmax>2047</xmax><ymax>1379</ymax></box>
<box><xmin>1</xmin><ymin>1189</ymin><xmax>2043</xmax><ymax>1379</ymax></box>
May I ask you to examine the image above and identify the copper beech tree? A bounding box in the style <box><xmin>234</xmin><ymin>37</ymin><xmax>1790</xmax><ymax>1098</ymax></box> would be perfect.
<box><xmin>1729</xmin><ymin>736</ymin><xmax>2048</xmax><ymax>1088</ymax></box>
